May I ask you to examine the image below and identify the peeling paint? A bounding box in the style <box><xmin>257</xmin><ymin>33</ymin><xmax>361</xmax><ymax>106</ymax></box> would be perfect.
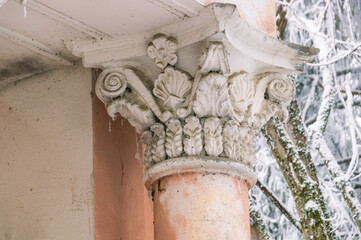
<box><xmin>154</xmin><ymin>172</ymin><xmax>251</xmax><ymax>239</ymax></box>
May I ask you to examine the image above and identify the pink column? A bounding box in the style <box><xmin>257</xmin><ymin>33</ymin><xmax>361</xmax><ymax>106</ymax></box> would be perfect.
<box><xmin>154</xmin><ymin>173</ymin><xmax>251</xmax><ymax>240</ymax></box>
<box><xmin>144</xmin><ymin>157</ymin><xmax>256</xmax><ymax>240</ymax></box>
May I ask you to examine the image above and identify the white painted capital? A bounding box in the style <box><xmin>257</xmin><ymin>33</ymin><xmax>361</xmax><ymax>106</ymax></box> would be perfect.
<box><xmin>73</xmin><ymin>3</ymin><xmax>318</xmax><ymax>189</ymax></box>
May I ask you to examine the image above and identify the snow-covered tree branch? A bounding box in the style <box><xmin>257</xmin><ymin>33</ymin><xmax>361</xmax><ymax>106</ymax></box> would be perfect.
<box><xmin>253</xmin><ymin>0</ymin><xmax>361</xmax><ymax>239</ymax></box>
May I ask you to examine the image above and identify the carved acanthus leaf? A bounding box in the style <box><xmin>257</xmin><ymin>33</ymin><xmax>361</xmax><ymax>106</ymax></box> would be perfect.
<box><xmin>228</xmin><ymin>71</ymin><xmax>254</xmax><ymax>122</ymax></box>
<box><xmin>193</xmin><ymin>73</ymin><xmax>232</xmax><ymax>118</ymax></box>
<box><xmin>165</xmin><ymin>119</ymin><xmax>183</xmax><ymax>158</ymax></box>
<box><xmin>140</xmin><ymin>116</ymin><xmax>261</xmax><ymax>168</ymax></box>
<box><xmin>223</xmin><ymin>120</ymin><xmax>241</xmax><ymax>160</ymax></box>
<box><xmin>140</xmin><ymin>130</ymin><xmax>154</xmax><ymax>168</ymax></box>
<box><xmin>147</xmin><ymin>34</ymin><xmax>178</xmax><ymax>69</ymax></box>
<box><xmin>153</xmin><ymin>67</ymin><xmax>191</xmax><ymax>112</ymax></box>
<box><xmin>107</xmin><ymin>91</ymin><xmax>155</xmax><ymax>133</ymax></box>
<box><xmin>240</xmin><ymin>143</ymin><xmax>257</xmax><ymax>167</ymax></box>
<box><xmin>198</xmin><ymin>42</ymin><xmax>230</xmax><ymax>74</ymax></box>
<box><xmin>204</xmin><ymin>117</ymin><xmax>223</xmax><ymax>157</ymax></box>
<box><xmin>239</xmin><ymin>126</ymin><xmax>257</xmax><ymax>167</ymax></box>
<box><xmin>183</xmin><ymin>116</ymin><xmax>203</xmax><ymax>156</ymax></box>
<box><xmin>150</xmin><ymin>123</ymin><xmax>166</xmax><ymax>163</ymax></box>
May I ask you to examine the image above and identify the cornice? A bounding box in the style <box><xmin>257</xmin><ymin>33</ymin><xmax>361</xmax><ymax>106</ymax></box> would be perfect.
<box><xmin>66</xmin><ymin>3</ymin><xmax>318</xmax><ymax>71</ymax></box>
<box><xmin>65</xmin><ymin>6</ymin><xmax>218</xmax><ymax>68</ymax></box>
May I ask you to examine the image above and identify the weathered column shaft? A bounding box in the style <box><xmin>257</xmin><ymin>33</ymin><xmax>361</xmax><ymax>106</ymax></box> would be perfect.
<box><xmin>153</xmin><ymin>172</ymin><xmax>250</xmax><ymax>240</ymax></box>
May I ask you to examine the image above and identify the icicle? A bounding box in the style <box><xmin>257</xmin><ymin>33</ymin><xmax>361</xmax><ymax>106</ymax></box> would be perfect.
<box><xmin>134</xmin><ymin>132</ymin><xmax>142</xmax><ymax>164</ymax></box>
<box><xmin>134</xmin><ymin>151</ymin><xmax>141</xmax><ymax>164</ymax></box>
<box><xmin>108</xmin><ymin>120</ymin><xmax>112</xmax><ymax>133</ymax></box>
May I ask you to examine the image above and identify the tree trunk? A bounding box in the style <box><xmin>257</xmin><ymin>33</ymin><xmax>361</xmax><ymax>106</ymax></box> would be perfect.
<box><xmin>263</xmin><ymin>116</ymin><xmax>335</xmax><ymax>240</ymax></box>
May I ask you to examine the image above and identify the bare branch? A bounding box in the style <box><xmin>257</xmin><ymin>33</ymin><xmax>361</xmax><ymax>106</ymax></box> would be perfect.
<box><xmin>256</xmin><ymin>179</ymin><xmax>302</xmax><ymax>232</ymax></box>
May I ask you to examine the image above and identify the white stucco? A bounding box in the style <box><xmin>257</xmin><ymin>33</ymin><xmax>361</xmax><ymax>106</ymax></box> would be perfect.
<box><xmin>0</xmin><ymin>66</ymin><xmax>94</xmax><ymax>240</ymax></box>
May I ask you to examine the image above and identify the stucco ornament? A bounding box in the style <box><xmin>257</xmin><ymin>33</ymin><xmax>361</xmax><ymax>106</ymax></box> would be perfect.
<box><xmin>267</xmin><ymin>78</ymin><xmax>295</xmax><ymax>105</ymax></box>
<box><xmin>147</xmin><ymin>34</ymin><xmax>178</xmax><ymax>69</ymax></box>
<box><xmin>183</xmin><ymin>116</ymin><xmax>202</xmax><ymax>156</ymax></box>
<box><xmin>228</xmin><ymin>71</ymin><xmax>255</xmax><ymax>122</ymax></box>
<box><xmin>95</xmin><ymin>36</ymin><xmax>297</xmax><ymax>170</ymax></box>
<box><xmin>165</xmin><ymin>118</ymin><xmax>183</xmax><ymax>158</ymax></box>
<box><xmin>223</xmin><ymin>120</ymin><xmax>241</xmax><ymax>159</ymax></box>
<box><xmin>82</xmin><ymin>2</ymin><xmax>317</xmax><ymax>193</ymax></box>
<box><xmin>95</xmin><ymin>69</ymin><xmax>127</xmax><ymax>103</ymax></box>
<box><xmin>153</xmin><ymin>67</ymin><xmax>191</xmax><ymax>111</ymax></box>
<box><xmin>193</xmin><ymin>73</ymin><xmax>232</xmax><ymax>118</ymax></box>
<box><xmin>150</xmin><ymin>123</ymin><xmax>166</xmax><ymax>163</ymax></box>
<box><xmin>198</xmin><ymin>42</ymin><xmax>230</xmax><ymax>74</ymax></box>
<box><xmin>204</xmin><ymin>117</ymin><xmax>223</xmax><ymax>157</ymax></box>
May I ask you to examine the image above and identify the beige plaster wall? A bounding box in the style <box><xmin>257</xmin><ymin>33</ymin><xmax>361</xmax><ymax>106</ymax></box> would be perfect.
<box><xmin>0</xmin><ymin>66</ymin><xmax>94</xmax><ymax>240</ymax></box>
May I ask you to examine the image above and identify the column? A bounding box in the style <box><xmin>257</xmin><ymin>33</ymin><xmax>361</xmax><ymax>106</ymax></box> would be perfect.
<box><xmin>72</xmin><ymin>3</ymin><xmax>318</xmax><ymax>240</ymax></box>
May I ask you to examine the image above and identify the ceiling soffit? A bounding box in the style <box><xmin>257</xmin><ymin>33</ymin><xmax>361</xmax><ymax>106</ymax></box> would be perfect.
<box><xmin>0</xmin><ymin>0</ymin><xmax>203</xmax><ymax>87</ymax></box>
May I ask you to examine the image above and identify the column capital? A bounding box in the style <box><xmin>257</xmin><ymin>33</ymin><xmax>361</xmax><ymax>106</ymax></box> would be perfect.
<box><xmin>88</xmin><ymin>3</ymin><xmax>318</xmax><ymax>189</ymax></box>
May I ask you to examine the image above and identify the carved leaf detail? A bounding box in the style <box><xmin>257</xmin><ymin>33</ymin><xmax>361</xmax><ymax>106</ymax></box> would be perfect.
<box><xmin>204</xmin><ymin>117</ymin><xmax>223</xmax><ymax>156</ymax></box>
<box><xmin>193</xmin><ymin>73</ymin><xmax>232</xmax><ymax>118</ymax></box>
<box><xmin>183</xmin><ymin>116</ymin><xmax>202</xmax><ymax>156</ymax></box>
<box><xmin>140</xmin><ymin>130</ymin><xmax>154</xmax><ymax>168</ymax></box>
<box><xmin>228</xmin><ymin>72</ymin><xmax>254</xmax><ymax>121</ymax></box>
<box><xmin>240</xmin><ymin>142</ymin><xmax>257</xmax><ymax>167</ymax></box>
<box><xmin>239</xmin><ymin>126</ymin><xmax>257</xmax><ymax>167</ymax></box>
<box><xmin>198</xmin><ymin>42</ymin><xmax>230</xmax><ymax>74</ymax></box>
<box><xmin>222</xmin><ymin>120</ymin><xmax>241</xmax><ymax>160</ymax></box>
<box><xmin>153</xmin><ymin>67</ymin><xmax>191</xmax><ymax>111</ymax></box>
<box><xmin>147</xmin><ymin>34</ymin><xmax>178</xmax><ymax>69</ymax></box>
<box><xmin>150</xmin><ymin>123</ymin><xmax>166</xmax><ymax>163</ymax></box>
<box><xmin>165</xmin><ymin>119</ymin><xmax>183</xmax><ymax>158</ymax></box>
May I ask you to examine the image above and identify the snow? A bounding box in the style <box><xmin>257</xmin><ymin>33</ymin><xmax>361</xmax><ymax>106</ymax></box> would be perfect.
<box><xmin>254</xmin><ymin>0</ymin><xmax>361</xmax><ymax>238</ymax></box>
